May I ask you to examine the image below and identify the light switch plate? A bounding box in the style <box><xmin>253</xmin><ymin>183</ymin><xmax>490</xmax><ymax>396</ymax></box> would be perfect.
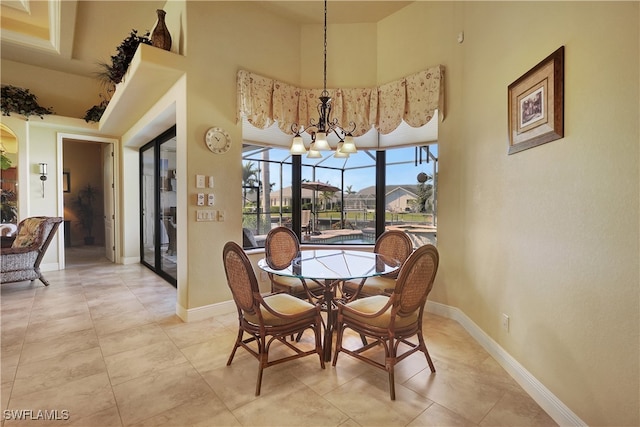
<box><xmin>217</xmin><ymin>210</ymin><xmax>226</xmax><ymax>222</ymax></box>
<box><xmin>196</xmin><ymin>175</ymin><xmax>206</xmax><ymax>188</ymax></box>
<box><xmin>208</xmin><ymin>176</ymin><xmax>215</xmax><ymax>188</ymax></box>
<box><xmin>207</xmin><ymin>193</ymin><xmax>215</xmax><ymax>206</ymax></box>
<box><xmin>197</xmin><ymin>193</ymin><xmax>205</xmax><ymax>206</ymax></box>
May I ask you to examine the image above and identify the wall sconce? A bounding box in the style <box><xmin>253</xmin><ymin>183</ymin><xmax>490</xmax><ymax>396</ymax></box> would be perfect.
<box><xmin>39</xmin><ymin>163</ymin><xmax>47</xmax><ymax>198</ymax></box>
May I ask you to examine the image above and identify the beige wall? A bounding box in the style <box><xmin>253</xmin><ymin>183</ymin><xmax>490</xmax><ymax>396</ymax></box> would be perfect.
<box><xmin>377</xmin><ymin>2</ymin><xmax>638</xmax><ymax>426</ymax></box>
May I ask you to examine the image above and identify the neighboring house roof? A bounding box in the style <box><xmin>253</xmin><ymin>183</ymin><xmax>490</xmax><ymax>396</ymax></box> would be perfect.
<box><xmin>354</xmin><ymin>185</ymin><xmax>420</xmax><ymax>197</ymax></box>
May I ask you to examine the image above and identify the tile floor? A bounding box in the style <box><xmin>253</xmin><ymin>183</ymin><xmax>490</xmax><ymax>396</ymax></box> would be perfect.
<box><xmin>1</xmin><ymin>255</ymin><xmax>557</xmax><ymax>426</ymax></box>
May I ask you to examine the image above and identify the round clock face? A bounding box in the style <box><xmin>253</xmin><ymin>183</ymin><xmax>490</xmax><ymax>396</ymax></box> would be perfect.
<box><xmin>205</xmin><ymin>127</ymin><xmax>232</xmax><ymax>154</ymax></box>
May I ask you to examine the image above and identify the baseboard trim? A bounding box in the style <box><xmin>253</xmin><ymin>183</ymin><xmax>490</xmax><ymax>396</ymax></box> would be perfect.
<box><xmin>177</xmin><ymin>299</ymin><xmax>236</xmax><ymax>322</ymax></box>
<box><xmin>426</xmin><ymin>301</ymin><xmax>586</xmax><ymax>427</ymax></box>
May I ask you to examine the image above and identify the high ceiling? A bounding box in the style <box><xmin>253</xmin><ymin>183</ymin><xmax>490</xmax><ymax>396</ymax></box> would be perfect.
<box><xmin>0</xmin><ymin>1</ymin><xmax>411</xmax><ymax>78</ymax></box>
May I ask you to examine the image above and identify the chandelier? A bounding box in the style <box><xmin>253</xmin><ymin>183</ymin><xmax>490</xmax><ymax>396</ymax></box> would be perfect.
<box><xmin>289</xmin><ymin>0</ymin><xmax>357</xmax><ymax>158</ymax></box>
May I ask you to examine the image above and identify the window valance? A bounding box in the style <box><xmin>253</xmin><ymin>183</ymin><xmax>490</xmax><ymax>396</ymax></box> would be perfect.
<box><xmin>237</xmin><ymin>65</ymin><xmax>444</xmax><ymax>137</ymax></box>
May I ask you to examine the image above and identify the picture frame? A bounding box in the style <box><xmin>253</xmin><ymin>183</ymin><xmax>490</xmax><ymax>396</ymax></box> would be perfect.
<box><xmin>508</xmin><ymin>46</ymin><xmax>564</xmax><ymax>155</ymax></box>
<box><xmin>63</xmin><ymin>172</ymin><xmax>70</xmax><ymax>193</ymax></box>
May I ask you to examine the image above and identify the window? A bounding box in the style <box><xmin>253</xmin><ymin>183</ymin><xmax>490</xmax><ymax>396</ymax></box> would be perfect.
<box><xmin>242</xmin><ymin>144</ymin><xmax>437</xmax><ymax>249</ymax></box>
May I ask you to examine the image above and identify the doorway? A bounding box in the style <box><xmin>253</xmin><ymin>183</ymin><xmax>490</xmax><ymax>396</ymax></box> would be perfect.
<box><xmin>140</xmin><ymin>127</ymin><xmax>177</xmax><ymax>286</ymax></box>
<box><xmin>62</xmin><ymin>138</ymin><xmax>115</xmax><ymax>267</ymax></box>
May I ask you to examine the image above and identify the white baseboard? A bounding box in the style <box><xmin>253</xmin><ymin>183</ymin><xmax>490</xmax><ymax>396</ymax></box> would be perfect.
<box><xmin>176</xmin><ymin>299</ymin><xmax>236</xmax><ymax>322</ymax></box>
<box><xmin>426</xmin><ymin>301</ymin><xmax>586</xmax><ymax>427</ymax></box>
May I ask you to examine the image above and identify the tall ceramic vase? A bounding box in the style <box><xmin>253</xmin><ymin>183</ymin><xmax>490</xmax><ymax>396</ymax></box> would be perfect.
<box><xmin>151</xmin><ymin>9</ymin><xmax>172</xmax><ymax>51</ymax></box>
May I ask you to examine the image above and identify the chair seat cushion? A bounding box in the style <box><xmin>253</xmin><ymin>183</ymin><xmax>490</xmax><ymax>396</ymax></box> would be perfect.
<box><xmin>343</xmin><ymin>295</ymin><xmax>417</xmax><ymax>328</ymax></box>
<box><xmin>343</xmin><ymin>276</ymin><xmax>396</xmax><ymax>296</ymax></box>
<box><xmin>272</xmin><ymin>275</ymin><xmax>321</xmax><ymax>294</ymax></box>
<box><xmin>245</xmin><ymin>293</ymin><xmax>315</xmax><ymax>326</ymax></box>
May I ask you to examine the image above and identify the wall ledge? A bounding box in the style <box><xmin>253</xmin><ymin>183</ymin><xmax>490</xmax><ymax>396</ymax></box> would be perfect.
<box><xmin>99</xmin><ymin>44</ymin><xmax>186</xmax><ymax>136</ymax></box>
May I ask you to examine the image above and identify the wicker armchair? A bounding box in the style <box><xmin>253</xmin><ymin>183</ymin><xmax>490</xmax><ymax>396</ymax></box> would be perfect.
<box><xmin>1</xmin><ymin>216</ymin><xmax>63</xmax><ymax>286</ymax></box>
<box><xmin>332</xmin><ymin>244</ymin><xmax>439</xmax><ymax>400</ymax></box>
<box><xmin>264</xmin><ymin>226</ymin><xmax>321</xmax><ymax>300</ymax></box>
<box><xmin>342</xmin><ymin>230</ymin><xmax>413</xmax><ymax>300</ymax></box>
<box><xmin>222</xmin><ymin>241</ymin><xmax>325</xmax><ymax>395</ymax></box>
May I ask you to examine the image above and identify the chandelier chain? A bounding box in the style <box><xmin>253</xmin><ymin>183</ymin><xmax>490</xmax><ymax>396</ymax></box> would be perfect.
<box><xmin>323</xmin><ymin>0</ymin><xmax>327</xmax><ymax>93</ymax></box>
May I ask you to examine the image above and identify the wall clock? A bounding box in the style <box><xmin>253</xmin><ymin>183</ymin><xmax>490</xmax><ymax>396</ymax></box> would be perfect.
<box><xmin>205</xmin><ymin>127</ymin><xmax>232</xmax><ymax>154</ymax></box>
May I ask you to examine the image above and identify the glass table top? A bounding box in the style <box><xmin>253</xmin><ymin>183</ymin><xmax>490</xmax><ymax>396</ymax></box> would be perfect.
<box><xmin>258</xmin><ymin>249</ymin><xmax>400</xmax><ymax>281</ymax></box>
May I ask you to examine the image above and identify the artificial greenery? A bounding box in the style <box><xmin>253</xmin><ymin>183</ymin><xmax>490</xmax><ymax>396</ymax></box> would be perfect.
<box><xmin>0</xmin><ymin>85</ymin><xmax>54</xmax><ymax>120</ymax></box>
<box><xmin>83</xmin><ymin>92</ymin><xmax>111</xmax><ymax>123</ymax></box>
<box><xmin>84</xmin><ymin>29</ymin><xmax>151</xmax><ymax>122</ymax></box>
<box><xmin>96</xmin><ymin>29</ymin><xmax>152</xmax><ymax>86</ymax></box>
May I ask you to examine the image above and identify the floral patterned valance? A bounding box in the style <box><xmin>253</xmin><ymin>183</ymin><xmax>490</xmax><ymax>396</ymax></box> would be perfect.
<box><xmin>237</xmin><ymin>65</ymin><xmax>444</xmax><ymax>136</ymax></box>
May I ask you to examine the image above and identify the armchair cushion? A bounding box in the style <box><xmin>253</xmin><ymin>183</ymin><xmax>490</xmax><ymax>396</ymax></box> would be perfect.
<box><xmin>12</xmin><ymin>217</ymin><xmax>47</xmax><ymax>248</ymax></box>
<box><xmin>1</xmin><ymin>216</ymin><xmax>62</xmax><ymax>286</ymax></box>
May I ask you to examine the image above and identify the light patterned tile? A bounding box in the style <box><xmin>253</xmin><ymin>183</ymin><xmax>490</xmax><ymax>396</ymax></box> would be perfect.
<box><xmin>131</xmin><ymin>393</ymin><xmax>239</xmax><ymax>427</ymax></box>
<box><xmin>112</xmin><ymin>362</ymin><xmax>213</xmax><ymax>426</ymax></box>
<box><xmin>19</xmin><ymin>328</ymin><xmax>99</xmax><ymax>365</ymax></box>
<box><xmin>325</xmin><ymin>373</ymin><xmax>433</xmax><ymax>426</ymax></box>
<box><xmin>24</xmin><ymin>312</ymin><xmax>93</xmax><ymax>343</ymax></box>
<box><xmin>99</xmin><ymin>323</ymin><xmax>170</xmax><ymax>357</ymax></box>
<box><xmin>408</xmin><ymin>402</ymin><xmax>476</xmax><ymax>427</ymax></box>
<box><xmin>11</xmin><ymin>347</ymin><xmax>106</xmax><ymax>397</ymax></box>
<box><xmin>6</xmin><ymin>372</ymin><xmax>116</xmax><ymax>426</ymax></box>
<box><xmin>104</xmin><ymin>340</ymin><xmax>187</xmax><ymax>385</ymax></box>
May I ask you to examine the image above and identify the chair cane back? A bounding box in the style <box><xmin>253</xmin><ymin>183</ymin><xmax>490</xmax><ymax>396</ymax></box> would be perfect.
<box><xmin>332</xmin><ymin>244</ymin><xmax>439</xmax><ymax>400</ymax></box>
<box><xmin>342</xmin><ymin>230</ymin><xmax>414</xmax><ymax>300</ymax></box>
<box><xmin>264</xmin><ymin>226</ymin><xmax>321</xmax><ymax>300</ymax></box>
<box><xmin>223</xmin><ymin>241</ymin><xmax>325</xmax><ymax>396</ymax></box>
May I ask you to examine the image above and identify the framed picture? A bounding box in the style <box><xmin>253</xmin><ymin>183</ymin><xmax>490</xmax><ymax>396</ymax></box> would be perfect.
<box><xmin>63</xmin><ymin>172</ymin><xmax>70</xmax><ymax>193</ymax></box>
<box><xmin>508</xmin><ymin>46</ymin><xmax>564</xmax><ymax>154</ymax></box>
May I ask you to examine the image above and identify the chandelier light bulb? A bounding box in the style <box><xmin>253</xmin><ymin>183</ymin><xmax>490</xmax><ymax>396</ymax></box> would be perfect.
<box><xmin>307</xmin><ymin>143</ymin><xmax>322</xmax><ymax>159</ymax></box>
<box><xmin>340</xmin><ymin>134</ymin><xmax>357</xmax><ymax>154</ymax></box>
<box><xmin>334</xmin><ymin>142</ymin><xmax>350</xmax><ymax>158</ymax></box>
<box><xmin>290</xmin><ymin>135</ymin><xmax>307</xmax><ymax>154</ymax></box>
<box><xmin>313</xmin><ymin>132</ymin><xmax>331</xmax><ymax>151</ymax></box>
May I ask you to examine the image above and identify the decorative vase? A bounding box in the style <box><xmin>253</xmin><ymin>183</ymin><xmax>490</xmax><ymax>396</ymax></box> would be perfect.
<box><xmin>151</xmin><ymin>9</ymin><xmax>172</xmax><ymax>51</ymax></box>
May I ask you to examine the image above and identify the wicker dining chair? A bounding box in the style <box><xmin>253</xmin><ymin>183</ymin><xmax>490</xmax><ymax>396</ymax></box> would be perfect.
<box><xmin>332</xmin><ymin>244</ymin><xmax>439</xmax><ymax>400</ymax></box>
<box><xmin>342</xmin><ymin>230</ymin><xmax>413</xmax><ymax>300</ymax></box>
<box><xmin>264</xmin><ymin>226</ymin><xmax>321</xmax><ymax>300</ymax></box>
<box><xmin>222</xmin><ymin>241</ymin><xmax>325</xmax><ymax>396</ymax></box>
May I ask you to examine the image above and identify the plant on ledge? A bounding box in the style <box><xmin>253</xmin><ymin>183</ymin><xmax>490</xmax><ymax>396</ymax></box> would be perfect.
<box><xmin>83</xmin><ymin>29</ymin><xmax>151</xmax><ymax>122</ymax></box>
<box><xmin>97</xmin><ymin>29</ymin><xmax>152</xmax><ymax>86</ymax></box>
<box><xmin>83</xmin><ymin>91</ymin><xmax>112</xmax><ymax>123</ymax></box>
<box><xmin>0</xmin><ymin>85</ymin><xmax>54</xmax><ymax>120</ymax></box>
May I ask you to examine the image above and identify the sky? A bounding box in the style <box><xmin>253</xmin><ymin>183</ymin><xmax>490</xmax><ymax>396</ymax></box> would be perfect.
<box><xmin>243</xmin><ymin>144</ymin><xmax>438</xmax><ymax>193</ymax></box>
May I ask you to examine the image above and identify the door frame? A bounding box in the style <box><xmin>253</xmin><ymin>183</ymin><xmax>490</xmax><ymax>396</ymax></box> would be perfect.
<box><xmin>57</xmin><ymin>133</ymin><xmax>119</xmax><ymax>268</ymax></box>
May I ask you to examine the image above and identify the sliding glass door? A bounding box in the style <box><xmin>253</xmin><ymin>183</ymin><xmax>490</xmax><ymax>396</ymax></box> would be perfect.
<box><xmin>140</xmin><ymin>127</ymin><xmax>177</xmax><ymax>286</ymax></box>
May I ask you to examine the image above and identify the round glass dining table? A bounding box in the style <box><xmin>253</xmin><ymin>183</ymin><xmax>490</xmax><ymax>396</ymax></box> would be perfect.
<box><xmin>258</xmin><ymin>249</ymin><xmax>401</xmax><ymax>361</ymax></box>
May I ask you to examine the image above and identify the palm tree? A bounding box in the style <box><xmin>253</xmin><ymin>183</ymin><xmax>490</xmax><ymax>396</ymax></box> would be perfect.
<box><xmin>345</xmin><ymin>185</ymin><xmax>356</xmax><ymax>195</ymax></box>
<box><xmin>242</xmin><ymin>161</ymin><xmax>259</xmax><ymax>206</ymax></box>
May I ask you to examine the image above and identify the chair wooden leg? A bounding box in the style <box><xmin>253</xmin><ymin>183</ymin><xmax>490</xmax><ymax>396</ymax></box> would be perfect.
<box><xmin>332</xmin><ymin>321</ymin><xmax>344</xmax><ymax>366</ymax></box>
<box><xmin>255</xmin><ymin>364</ymin><xmax>264</xmax><ymax>396</ymax></box>
<box><xmin>227</xmin><ymin>330</ymin><xmax>243</xmax><ymax>365</ymax></box>
<box><xmin>417</xmin><ymin>333</ymin><xmax>436</xmax><ymax>372</ymax></box>
<box><xmin>388</xmin><ymin>369</ymin><xmax>396</xmax><ymax>400</ymax></box>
